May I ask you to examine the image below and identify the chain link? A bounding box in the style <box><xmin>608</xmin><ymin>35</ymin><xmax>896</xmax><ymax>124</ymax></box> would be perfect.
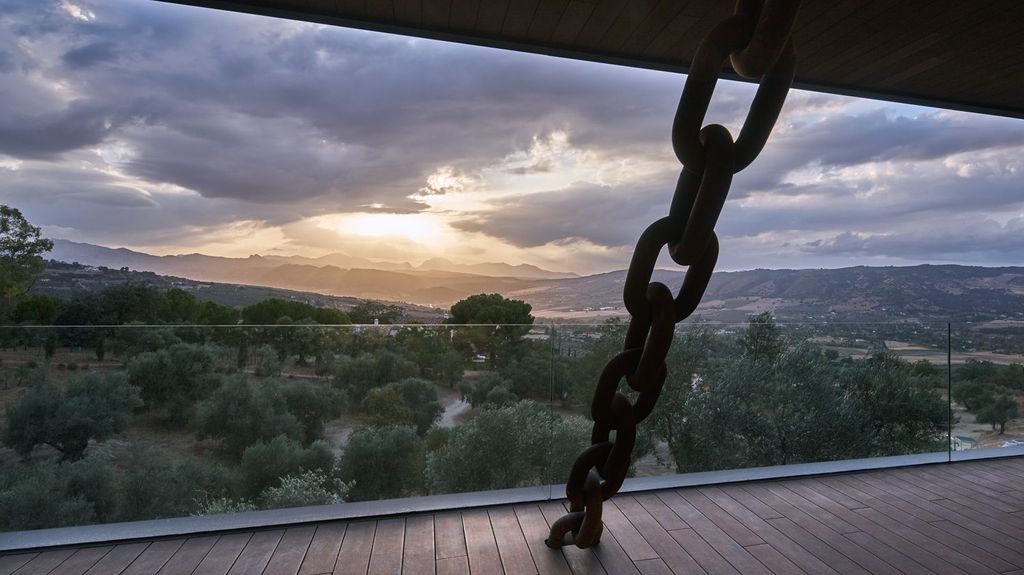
<box><xmin>546</xmin><ymin>0</ymin><xmax>801</xmax><ymax>549</ymax></box>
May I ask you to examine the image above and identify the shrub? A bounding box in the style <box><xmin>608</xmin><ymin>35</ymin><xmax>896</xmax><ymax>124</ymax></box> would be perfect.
<box><xmin>127</xmin><ymin>343</ymin><xmax>220</xmax><ymax>422</ymax></box>
<box><xmin>460</xmin><ymin>371</ymin><xmax>516</xmax><ymax>408</ymax></box>
<box><xmin>500</xmin><ymin>355</ymin><xmax>552</xmax><ymax>399</ymax></box>
<box><xmin>389</xmin><ymin>378</ymin><xmax>443</xmax><ymax>435</ymax></box>
<box><xmin>363</xmin><ymin>386</ymin><xmax>415</xmax><ymax>428</ymax></box>
<box><xmin>253</xmin><ymin>344</ymin><xmax>282</xmax><ymax>377</ymax></box>
<box><xmin>66</xmin><ymin>452</ymin><xmax>121</xmax><ymax>521</ymax></box>
<box><xmin>0</xmin><ymin>452</ymin><xmax>127</xmax><ymax>530</ymax></box>
<box><xmin>338</xmin><ymin>426</ymin><xmax>425</xmax><ymax>501</ymax></box>
<box><xmin>315</xmin><ymin>352</ymin><xmax>337</xmax><ymax>376</ymax></box>
<box><xmin>110</xmin><ymin>325</ymin><xmax>181</xmax><ymax>360</ymax></box>
<box><xmin>194</xmin><ymin>376</ymin><xmax>303</xmax><ymax>457</ymax></box>
<box><xmin>440</xmin><ymin>350</ymin><xmax>464</xmax><ymax>388</ymax></box>
<box><xmin>117</xmin><ymin>447</ymin><xmax>233</xmax><ymax>520</ymax></box>
<box><xmin>333</xmin><ymin>351</ymin><xmax>417</xmax><ymax>401</ymax></box>
<box><xmin>362</xmin><ymin>378</ymin><xmax>443</xmax><ymax>435</ymax></box>
<box><xmin>426</xmin><ymin>401</ymin><xmax>589</xmax><ymax>494</ymax></box>
<box><xmin>260</xmin><ymin>470</ymin><xmax>348</xmax><ymax>509</ymax></box>
<box><xmin>198</xmin><ymin>498</ymin><xmax>258</xmax><ymax>515</ymax></box>
<box><xmin>281</xmin><ymin>380</ymin><xmax>346</xmax><ymax>444</ymax></box>
<box><xmin>0</xmin><ymin>461</ymin><xmax>96</xmax><ymax>530</ymax></box>
<box><xmin>424</xmin><ymin>427</ymin><xmax>450</xmax><ymax>452</ymax></box>
<box><xmin>484</xmin><ymin>385</ymin><xmax>518</xmax><ymax>408</ymax></box>
<box><xmin>237</xmin><ymin>435</ymin><xmax>334</xmax><ymax>500</ymax></box>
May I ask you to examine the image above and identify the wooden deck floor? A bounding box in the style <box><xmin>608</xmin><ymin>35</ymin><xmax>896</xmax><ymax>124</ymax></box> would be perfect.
<box><xmin>3</xmin><ymin>457</ymin><xmax>1024</xmax><ymax>575</ymax></box>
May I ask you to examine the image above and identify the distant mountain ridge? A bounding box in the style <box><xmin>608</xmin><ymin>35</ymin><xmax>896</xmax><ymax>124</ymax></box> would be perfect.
<box><xmin>49</xmin><ymin>240</ymin><xmax>576</xmax><ymax>280</ymax></box>
<box><xmin>415</xmin><ymin>257</ymin><xmax>576</xmax><ymax>279</ymax></box>
<box><xmin>521</xmin><ymin>266</ymin><xmax>1024</xmax><ymax>321</ymax></box>
<box><xmin>47</xmin><ymin>240</ymin><xmax>1024</xmax><ymax>321</ymax></box>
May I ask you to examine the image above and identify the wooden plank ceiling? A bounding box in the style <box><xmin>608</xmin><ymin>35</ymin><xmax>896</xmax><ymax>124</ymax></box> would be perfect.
<box><xmin>163</xmin><ymin>0</ymin><xmax>1024</xmax><ymax>119</ymax></box>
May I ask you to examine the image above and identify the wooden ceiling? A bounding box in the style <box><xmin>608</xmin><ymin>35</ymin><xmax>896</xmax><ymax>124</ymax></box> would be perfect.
<box><xmin>163</xmin><ymin>0</ymin><xmax>1024</xmax><ymax>119</ymax></box>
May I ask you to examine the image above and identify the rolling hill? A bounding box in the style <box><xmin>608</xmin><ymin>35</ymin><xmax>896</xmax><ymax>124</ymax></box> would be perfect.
<box><xmin>516</xmin><ymin>266</ymin><xmax>1024</xmax><ymax>321</ymax></box>
<box><xmin>46</xmin><ymin>240</ymin><xmax>1024</xmax><ymax>322</ymax></box>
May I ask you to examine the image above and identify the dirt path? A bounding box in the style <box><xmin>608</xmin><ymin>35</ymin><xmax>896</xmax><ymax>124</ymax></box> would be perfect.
<box><xmin>323</xmin><ymin>419</ymin><xmax>355</xmax><ymax>456</ymax></box>
<box><xmin>434</xmin><ymin>379</ymin><xmax>470</xmax><ymax>428</ymax></box>
<box><xmin>438</xmin><ymin>397</ymin><xmax>470</xmax><ymax>428</ymax></box>
<box><xmin>322</xmin><ymin>380</ymin><xmax>473</xmax><ymax>454</ymax></box>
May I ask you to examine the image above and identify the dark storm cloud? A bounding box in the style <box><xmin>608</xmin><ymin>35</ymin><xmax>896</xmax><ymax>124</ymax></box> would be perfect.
<box><xmin>448</xmin><ymin>83</ymin><xmax>1024</xmax><ymax>253</ymax></box>
<box><xmin>62</xmin><ymin>40</ymin><xmax>117</xmax><ymax>68</ymax></box>
<box><xmin>797</xmin><ymin>110</ymin><xmax>1024</xmax><ymax>165</ymax></box>
<box><xmin>727</xmin><ymin>106</ymin><xmax>1024</xmax><ymax>197</ymax></box>
<box><xmin>0</xmin><ymin>155</ymin><xmax>295</xmax><ymax>249</ymax></box>
<box><xmin>452</xmin><ymin>180</ymin><xmax>668</xmax><ymax>248</ymax></box>
<box><xmin>0</xmin><ymin>163</ymin><xmax>156</xmax><ymax>208</ymax></box>
<box><xmin>119</xmin><ymin>113</ymin><xmax>398</xmax><ymax>205</ymax></box>
<box><xmin>800</xmin><ymin>216</ymin><xmax>1024</xmax><ymax>264</ymax></box>
<box><xmin>0</xmin><ymin>0</ymin><xmax>682</xmax><ymax>210</ymax></box>
<box><xmin>717</xmin><ymin>180</ymin><xmax>1021</xmax><ymax>240</ymax></box>
<box><xmin>0</xmin><ymin>100</ymin><xmax>121</xmax><ymax>159</ymax></box>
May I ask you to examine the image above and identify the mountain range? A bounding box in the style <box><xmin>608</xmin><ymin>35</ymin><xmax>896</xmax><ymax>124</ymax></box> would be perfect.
<box><xmin>47</xmin><ymin>240</ymin><xmax>1024</xmax><ymax>321</ymax></box>
<box><xmin>49</xmin><ymin>240</ymin><xmax>575</xmax><ymax>281</ymax></box>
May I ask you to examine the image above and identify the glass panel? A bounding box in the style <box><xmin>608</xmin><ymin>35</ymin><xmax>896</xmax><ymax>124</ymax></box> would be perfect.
<box><xmin>950</xmin><ymin>321</ymin><xmax>1024</xmax><ymax>455</ymax></box>
<box><xmin>548</xmin><ymin>319</ymin><xmax>952</xmax><ymax>485</ymax></box>
<box><xmin>547</xmin><ymin>320</ymin><xmax>644</xmax><ymax>492</ymax></box>
<box><xmin>0</xmin><ymin>323</ymin><xmax>552</xmax><ymax>533</ymax></box>
<box><xmin>543</xmin><ymin>323</ymin><xmax>597</xmax><ymax>500</ymax></box>
<box><xmin>425</xmin><ymin>323</ymin><xmax>551</xmax><ymax>501</ymax></box>
<box><xmin>0</xmin><ymin>318</ymin><xmax>968</xmax><ymax>534</ymax></box>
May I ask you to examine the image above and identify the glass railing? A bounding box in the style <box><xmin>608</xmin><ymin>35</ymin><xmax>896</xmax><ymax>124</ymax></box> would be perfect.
<box><xmin>0</xmin><ymin>320</ymin><xmax>1021</xmax><ymax>535</ymax></box>
<box><xmin>557</xmin><ymin>320</ymin><xmax>955</xmax><ymax>483</ymax></box>
<box><xmin>950</xmin><ymin>321</ymin><xmax>1024</xmax><ymax>455</ymax></box>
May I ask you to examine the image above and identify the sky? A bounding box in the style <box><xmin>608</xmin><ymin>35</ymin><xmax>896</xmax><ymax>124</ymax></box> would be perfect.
<box><xmin>1</xmin><ymin>0</ymin><xmax>1023</xmax><ymax>275</ymax></box>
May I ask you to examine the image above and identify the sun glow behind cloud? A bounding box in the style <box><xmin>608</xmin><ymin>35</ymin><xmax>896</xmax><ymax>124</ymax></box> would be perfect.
<box><xmin>320</xmin><ymin>212</ymin><xmax>447</xmax><ymax>242</ymax></box>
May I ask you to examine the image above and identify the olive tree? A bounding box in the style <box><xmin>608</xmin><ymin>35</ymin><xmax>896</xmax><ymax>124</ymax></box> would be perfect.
<box><xmin>338</xmin><ymin>426</ymin><xmax>425</xmax><ymax>501</ymax></box>
<box><xmin>3</xmin><ymin>372</ymin><xmax>142</xmax><ymax>460</ymax></box>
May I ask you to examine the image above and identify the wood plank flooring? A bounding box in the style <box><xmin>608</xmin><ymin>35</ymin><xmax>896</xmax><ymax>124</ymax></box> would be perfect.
<box><xmin>4</xmin><ymin>457</ymin><xmax>1024</xmax><ymax>574</ymax></box>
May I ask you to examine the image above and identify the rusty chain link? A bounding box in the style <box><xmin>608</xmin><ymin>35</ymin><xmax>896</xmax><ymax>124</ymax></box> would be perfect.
<box><xmin>547</xmin><ymin>0</ymin><xmax>800</xmax><ymax>549</ymax></box>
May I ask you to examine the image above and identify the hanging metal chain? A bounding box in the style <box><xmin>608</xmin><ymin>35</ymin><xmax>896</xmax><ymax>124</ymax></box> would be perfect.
<box><xmin>546</xmin><ymin>0</ymin><xmax>800</xmax><ymax>549</ymax></box>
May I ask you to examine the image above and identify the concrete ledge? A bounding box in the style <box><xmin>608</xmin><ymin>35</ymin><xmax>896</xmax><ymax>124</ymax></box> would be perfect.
<box><xmin>0</xmin><ymin>486</ymin><xmax>551</xmax><ymax>552</ymax></box>
<box><xmin>618</xmin><ymin>451</ymin><xmax>951</xmax><ymax>493</ymax></box>
<box><xmin>3</xmin><ymin>449</ymin><xmax>1023</xmax><ymax>552</ymax></box>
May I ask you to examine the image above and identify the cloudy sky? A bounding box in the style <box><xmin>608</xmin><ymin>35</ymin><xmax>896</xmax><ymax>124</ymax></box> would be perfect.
<box><xmin>2</xmin><ymin>0</ymin><xmax>1023</xmax><ymax>275</ymax></box>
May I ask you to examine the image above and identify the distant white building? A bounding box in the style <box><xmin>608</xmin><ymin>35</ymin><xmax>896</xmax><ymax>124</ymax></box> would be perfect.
<box><xmin>951</xmin><ymin>435</ymin><xmax>977</xmax><ymax>451</ymax></box>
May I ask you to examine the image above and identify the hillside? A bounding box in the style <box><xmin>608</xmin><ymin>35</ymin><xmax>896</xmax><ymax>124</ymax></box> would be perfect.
<box><xmin>48</xmin><ymin>240</ymin><xmax>556</xmax><ymax>306</ymax></box>
<box><xmin>49</xmin><ymin>240</ymin><xmax>575</xmax><ymax>281</ymax></box>
<box><xmin>513</xmin><ymin>266</ymin><xmax>1024</xmax><ymax>322</ymax></box>
<box><xmin>46</xmin><ymin>240</ymin><xmax>1024</xmax><ymax>322</ymax></box>
<box><xmin>35</xmin><ymin>262</ymin><xmax>446</xmax><ymax>322</ymax></box>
